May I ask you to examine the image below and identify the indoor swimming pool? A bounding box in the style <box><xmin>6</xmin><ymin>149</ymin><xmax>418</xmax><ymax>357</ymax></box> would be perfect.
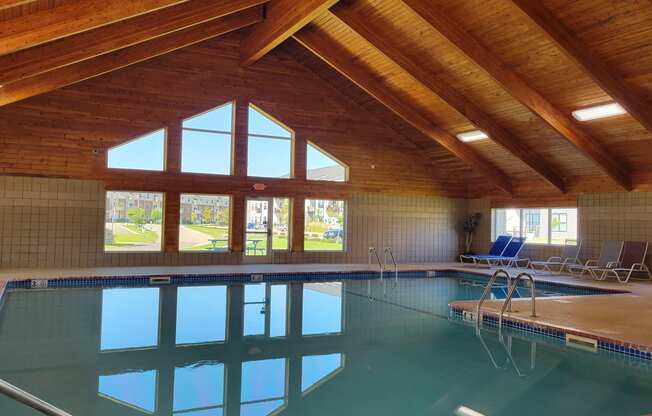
<box><xmin>0</xmin><ymin>273</ymin><xmax>648</xmax><ymax>415</ymax></box>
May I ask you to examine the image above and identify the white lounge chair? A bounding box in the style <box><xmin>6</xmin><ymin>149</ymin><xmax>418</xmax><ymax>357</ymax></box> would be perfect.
<box><xmin>591</xmin><ymin>241</ymin><xmax>651</xmax><ymax>283</ymax></box>
<box><xmin>567</xmin><ymin>240</ymin><xmax>623</xmax><ymax>278</ymax></box>
<box><xmin>528</xmin><ymin>240</ymin><xmax>581</xmax><ymax>274</ymax></box>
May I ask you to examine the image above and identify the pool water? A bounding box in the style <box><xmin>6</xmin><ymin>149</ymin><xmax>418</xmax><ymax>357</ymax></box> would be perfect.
<box><xmin>0</xmin><ymin>275</ymin><xmax>649</xmax><ymax>415</ymax></box>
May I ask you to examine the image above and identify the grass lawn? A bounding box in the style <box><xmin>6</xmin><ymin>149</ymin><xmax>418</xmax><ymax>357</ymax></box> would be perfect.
<box><xmin>109</xmin><ymin>224</ymin><xmax>159</xmax><ymax>247</ymax></box>
<box><xmin>185</xmin><ymin>224</ymin><xmax>229</xmax><ymax>239</ymax></box>
<box><xmin>304</xmin><ymin>238</ymin><xmax>343</xmax><ymax>251</ymax></box>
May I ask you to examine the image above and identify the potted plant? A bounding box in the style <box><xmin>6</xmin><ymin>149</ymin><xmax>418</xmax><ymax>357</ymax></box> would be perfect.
<box><xmin>462</xmin><ymin>213</ymin><xmax>482</xmax><ymax>255</ymax></box>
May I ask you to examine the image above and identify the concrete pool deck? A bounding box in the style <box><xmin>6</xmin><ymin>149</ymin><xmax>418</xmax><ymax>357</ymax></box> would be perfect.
<box><xmin>1</xmin><ymin>262</ymin><xmax>651</xmax><ymax>353</ymax></box>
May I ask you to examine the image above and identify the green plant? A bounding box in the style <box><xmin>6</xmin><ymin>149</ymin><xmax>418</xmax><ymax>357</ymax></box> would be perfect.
<box><xmin>127</xmin><ymin>207</ymin><xmax>145</xmax><ymax>229</ymax></box>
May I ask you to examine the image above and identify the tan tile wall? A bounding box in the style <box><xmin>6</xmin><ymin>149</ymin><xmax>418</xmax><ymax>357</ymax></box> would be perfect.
<box><xmin>0</xmin><ymin>175</ymin><xmax>465</xmax><ymax>268</ymax></box>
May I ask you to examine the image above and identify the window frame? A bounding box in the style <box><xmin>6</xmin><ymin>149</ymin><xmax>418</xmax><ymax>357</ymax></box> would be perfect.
<box><xmin>246</xmin><ymin>103</ymin><xmax>295</xmax><ymax>180</ymax></box>
<box><xmin>181</xmin><ymin>101</ymin><xmax>235</xmax><ymax>177</ymax></box>
<box><xmin>303</xmin><ymin>199</ymin><xmax>347</xmax><ymax>253</ymax></box>
<box><xmin>491</xmin><ymin>207</ymin><xmax>577</xmax><ymax>246</ymax></box>
<box><xmin>104</xmin><ymin>190</ymin><xmax>166</xmax><ymax>253</ymax></box>
<box><xmin>306</xmin><ymin>140</ymin><xmax>349</xmax><ymax>183</ymax></box>
<box><xmin>106</xmin><ymin>129</ymin><xmax>168</xmax><ymax>173</ymax></box>
<box><xmin>178</xmin><ymin>192</ymin><xmax>233</xmax><ymax>253</ymax></box>
<box><xmin>551</xmin><ymin>212</ymin><xmax>568</xmax><ymax>233</ymax></box>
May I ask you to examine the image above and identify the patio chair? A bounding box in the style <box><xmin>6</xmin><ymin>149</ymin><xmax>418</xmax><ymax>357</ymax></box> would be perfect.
<box><xmin>591</xmin><ymin>241</ymin><xmax>651</xmax><ymax>283</ymax></box>
<box><xmin>460</xmin><ymin>235</ymin><xmax>512</xmax><ymax>266</ymax></box>
<box><xmin>567</xmin><ymin>240</ymin><xmax>623</xmax><ymax>278</ymax></box>
<box><xmin>528</xmin><ymin>240</ymin><xmax>582</xmax><ymax>274</ymax></box>
<box><xmin>464</xmin><ymin>237</ymin><xmax>528</xmax><ymax>268</ymax></box>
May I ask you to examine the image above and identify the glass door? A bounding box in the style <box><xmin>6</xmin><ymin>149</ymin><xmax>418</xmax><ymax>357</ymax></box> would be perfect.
<box><xmin>245</xmin><ymin>198</ymin><xmax>272</xmax><ymax>262</ymax></box>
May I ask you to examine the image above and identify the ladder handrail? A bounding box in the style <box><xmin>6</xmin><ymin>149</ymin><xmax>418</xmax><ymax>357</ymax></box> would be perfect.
<box><xmin>384</xmin><ymin>247</ymin><xmax>398</xmax><ymax>283</ymax></box>
<box><xmin>498</xmin><ymin>272</ymin><xmax>537</xmax><ymax>332</ymax></box>
<box><xmin>368</xmin><ymin>247</ymin><xmax>383</xmax><ymax>280</ymax></box>
<box><xmin>0</xmin><ymin>378</ymin><xmax>72</xmax><ymax>416</ymax></box>
<box><xmin>476</xmin><ymin>269</ymin><xmax>511</xmax><ymax>328</ymax></box>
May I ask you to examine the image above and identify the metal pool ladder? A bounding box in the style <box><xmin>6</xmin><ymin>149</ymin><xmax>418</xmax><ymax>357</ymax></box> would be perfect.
<box><xmin>476</xmin><ymin>269</ymin><xmax>511</xmax><ymax>329</ymax></box>
<box><xmin>383</xmin><ymin>247</ymin><xmax>398</xmax><ymax>283</ymax></box>
<box><xmin>368</xmin><ymin>247</ymin><xmax>384</xmax><ymax>280</ymax></box>
<box><xmin>498</xmin><ymin>272</ymin><xmax>537</xmax><ymax>334</ymax></box>
<box><xmin>0</xmin><ymin>378</ymin><xmax>72</xmax><ymax>415</ymax></box>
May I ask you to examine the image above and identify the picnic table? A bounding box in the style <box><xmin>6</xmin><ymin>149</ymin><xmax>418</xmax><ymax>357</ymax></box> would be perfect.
<box><xmin>209</xmin><ymin>239</ymin><xmax>228</xmax><ymax>251</ymax></box>
<box><xmin>246</xmin><ymin>239</ymin><xmax>263</xmax><ymax>255</ymax></box>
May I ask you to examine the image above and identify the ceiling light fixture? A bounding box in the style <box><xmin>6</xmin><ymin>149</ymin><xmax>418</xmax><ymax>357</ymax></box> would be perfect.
<box><xmin>572</xmin><ymin>102</ymin><xmax>626</xmax><ymax>121</ymax></box>
<box><xmin>456</xmin><ymin>130</ymin><xmax>489</xmax><ymax>143</ymax></box>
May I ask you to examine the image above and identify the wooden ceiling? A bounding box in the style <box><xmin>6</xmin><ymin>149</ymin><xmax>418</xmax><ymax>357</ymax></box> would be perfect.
<box><xmin>1</xmin><ymin>0</ymin><xmax>651</xmax><ymax>199</ymax></box>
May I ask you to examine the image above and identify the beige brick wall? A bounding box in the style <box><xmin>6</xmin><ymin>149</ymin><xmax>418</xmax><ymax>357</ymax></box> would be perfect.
<box><xmin>0</xmin><ymin>175</ymin><xmax>465</xmax><ymax>268</ymax></box>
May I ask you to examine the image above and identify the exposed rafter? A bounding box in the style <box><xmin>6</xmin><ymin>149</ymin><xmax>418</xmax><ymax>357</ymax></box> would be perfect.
<box><xmin>0</xmin><ymin>0</ymin><xmax>36</xmax><ymax>11</ymax></box>
<box><xmin>331</xmin><ymin>6</ymin><xmax>565</xmax><ymax>193</ymax></box>
<box><xmin>402</xmin><ymin>0</ymin><xmax>632</xmax><ymax>191</ymax></box>
<box><xmin>294</xmin><ymin>24</ymin><xmax>512</xmax><ymax>194</ymax></box>
<box><xmin>0</xmin><ymin>7</ymin><xmax>264</xmax><ymax>106</ymax></box>
<box><xmin>510</xmin><ymin>0</ymin><xmax>652</xmax><ymax>135</ymax></box>
<box><xmin>0</xmin><ymin>0</ymin><xmax>190</xmax><ymax>56</ymax></box>
<box><xmin>0</xmin><ymin>0</ymin><xmax>267</xmax><ymax>86</ymax></box>
<box><xmin>240</xmin><ymin>0</ymin><xmax>339</xmax><ymax>66</ymax></box>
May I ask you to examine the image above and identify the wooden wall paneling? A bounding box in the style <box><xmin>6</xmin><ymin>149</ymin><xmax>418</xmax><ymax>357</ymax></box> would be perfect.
<box><xmin>293</xmin><ymin>22</ymin><xmax>513</xmax><ymax>195</ymax></box>
<box><xmin>0</xmin><ymin>0</ymin><xmax>268</xmax><ymax>86</ymax></box>
<box><xmin>401</xmin><ymin>0</ymin><xmax>632</xmax><ymax>191</ymax></box>
<box><xmin>0</xmin><ymin>0</ymin><xmax>191</xmax><ymax>56</ymax></box>
<box><xmin>233</xmin><ymin>99</ymin><xmax>249</xmax><ymax>178</ymax></box>
<box><xmin>0</xmin><ymin>7</ymin><xmax>265</xmax><ymax>106</ymax></box>
<box><xmin>231</xmin><ymin>193</ymin><xmax>245</xmax><ymax>253</ymax></box>
<box><xmin>291</xmin><ymin>197</ymin><xmax>305</xmax><ymax>252</ymax></box>
<box><xmin>240</xmin><ymin>0</ymin><xmax>340</xmax><ymax>65</ymax></box>
<box><xmin>166</xmin><ymin>123</ymin><xmax>182</xmax><ymax>173</ymax></box>
<box><xmin>164</xmin><ymin>190</ymin><xmax>180</xmax><ymax>253</ymax></box>
<box><xmin>331</xmin><ymin>5</ymin><xmax>565</xmax><ymax>193</ymax></box>
<box><xmin>510</xmin><ymin>0</ymin><xmax>652</xmax><ymax>135</ymax></box>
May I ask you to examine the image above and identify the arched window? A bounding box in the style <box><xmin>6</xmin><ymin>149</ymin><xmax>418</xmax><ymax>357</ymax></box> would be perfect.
<box><xmin>247</xmin><ymin>104</ymin><xmax>293</xmax><ymax>178</ymax></box>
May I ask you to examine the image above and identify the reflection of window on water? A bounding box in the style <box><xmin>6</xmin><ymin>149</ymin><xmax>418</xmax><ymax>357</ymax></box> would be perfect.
<box><xmin>176</xmin><ymin>286</ymin><xmax>227</xmax><ymax>345</ymax></box>
<box><xmin>174</xmin><ymin>363</ymin><xmax>225</xmax><ymax>415</ymax></box>
<box><xmin>243</xmin><ymin>283</ymin><xmax>288</xmax><ymax>337</ymax></box>
<box><xmin>100</xmin><ymin>288</ymin><xmax>160</xmax><ymax>351</ymax></box>
<box><xmin>302</xmin><ymin>283</ymin><xmax>343</xmax><ymax>335</ymax></box>
<box><xmin>301</xmin><ymin>353</ymin><xmax>344</xmax><ymax>394</ymax></box>
<box><xmin>99</xmin><ymin>370</ymin><xmax>157</xmax><ymax>413</ymax></box>
<box><xmin>241</xmin><ymin>359</ymin><xmax>287</xmax><ymax>416</ymax></box>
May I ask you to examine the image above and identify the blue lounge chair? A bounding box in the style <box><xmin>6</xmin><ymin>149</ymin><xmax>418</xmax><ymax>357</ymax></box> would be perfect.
<box><xmin>463</xmin><ymin>237</ymin><xmax>528</xmax><ymax>268</ymax></box>
<box><xmin>460</xmin><ymin>235</ymin><xmax>512</xmax><ymax>266</ymax></box>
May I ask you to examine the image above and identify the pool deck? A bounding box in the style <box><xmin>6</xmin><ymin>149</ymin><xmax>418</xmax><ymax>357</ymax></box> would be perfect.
<box><xmin>1</xmin><ymin>262</ymin><xmax>652</xmax><ymax>354</ymax></box>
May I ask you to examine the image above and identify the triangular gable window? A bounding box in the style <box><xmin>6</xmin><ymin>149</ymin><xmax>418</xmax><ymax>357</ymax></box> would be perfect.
<box><xmin>107</xmin><ymin>129</ymin><xmax>165</xmax><ymax>171</ymax></box>
<box><xmin>307</xmin><ymin>142</ymin><xmax>348</xmax><ymax>182</ymax></box>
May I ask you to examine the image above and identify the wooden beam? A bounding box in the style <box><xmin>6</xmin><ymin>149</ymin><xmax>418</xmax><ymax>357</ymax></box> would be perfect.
<box><xmin>402</xmin><ymin>0</ymin><xmax>632</xmax><ymax>191</ymax></box>
<box><xmin>0</xmin><ymin>0</ymin><xmax>191</xmax><ymax>56</ymax></box>
<box><xmin>331</xmin><ymin>7</ymin><xmax>565</xmax><ymax>193</ymax></box>
<box><xmin>0</xmin><ymin>7</ymin><xmax>264</xmax><ymax>106</ymax></box>
<box><xmin>240</xmin><ymin>0</ymin><xmax>339</xmax><ymax>66</ymax></box>
<box><xmin>0</xmin><ymin>0</ymin><xmax>36</xmax><ymax>11</ymax></box>
<box><xmin>293</xmin><ymin>25</ymin><xmax>512</xmax><ymax>194</ymax></box>
<box><xmin>0</xmin><ymin>0</ymin><xmax>267</xmax><ymax>86</ymax></box>
<box><xmin>510</xmin><ymin>0</ymin><xmax>652</xmax><ymax>134</ymax></box>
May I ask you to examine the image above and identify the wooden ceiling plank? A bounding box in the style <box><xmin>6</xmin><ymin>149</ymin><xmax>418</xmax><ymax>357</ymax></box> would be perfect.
<box><xmin>240</xmin><ymin>0</ymin><xmax>339</xmax><ymax>65</ymax></box>
<box><xmin>332</xmin><ymin>6</ymin><xmax>565</xmax><ymax>193</ymax></box>
<box><xmin>402</xmin><ymin>0</ymin><xmax>632</xmax><ymax>191</ymax></box>
<box><xmin>0</xmin><ymin>0</ymin><xmax>267</xmax><ymax>86</ymax></box>
<box><xmin>0</xmin><ymin>7</ymin><xmax>264</xmax><ymax>106</ymax></box>
<box><xmin>0</xmin><ymin>0</ymin><xmax>35</xmax><ymax>11</ymax></box>
<box><xmin>293</xmin><ymin>25</ymin><xmax>512</xmax><ymax>194</ymax></box>
<box><xmin>0</xmin><ymin>0</ymin><xmax>192</xmax><ymax>56</ymax></box>
<box><xmin>510</xmin><ymin>0</ymin><xmax>652</xmax><ymax>135</ymax></box>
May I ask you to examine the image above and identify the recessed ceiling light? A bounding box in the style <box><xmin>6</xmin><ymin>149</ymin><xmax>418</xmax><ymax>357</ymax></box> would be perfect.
<box><xmin>456</xmin><ymin>130</ymin><xmax>489</xmax><ymax>143</ymax></box>
<box><xmin>572</xmin><ymin>103</ymin><xmax>626</xmax><ymax>121</ymax></box>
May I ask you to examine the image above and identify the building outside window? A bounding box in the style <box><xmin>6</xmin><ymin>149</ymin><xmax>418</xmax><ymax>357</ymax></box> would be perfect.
<box><xmin>491</xmin><ymin>207</ymin><xmax>577</xmax><ymax>245</ymax></box>
<box><xmin>105</xmin><ymin>191</ymin><xmax>164</xmax><ymax>252</ymax></box>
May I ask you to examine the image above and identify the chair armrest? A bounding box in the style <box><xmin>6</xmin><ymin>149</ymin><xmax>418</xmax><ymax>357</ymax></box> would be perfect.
<box><xmin>606</xmin><ymin>261</ymin><xmax>620</xmax><ymax>268</ymax></box>
<box><xmin>632</xmin><ymin>263</ymin><xmax>648</xmax><ymax>271</ymax></box>
<box><xmin>584</xmin><ymin>259</ymin><xmax>598</xmax><ymax>266</ymax></box>
<box><xmin>547</xmin><ymin>256</ymin><xmax>562</xmax><ymax>262</ymax></box>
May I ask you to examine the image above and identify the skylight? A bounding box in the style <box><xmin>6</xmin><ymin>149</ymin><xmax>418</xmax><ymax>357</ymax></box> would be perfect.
<box><xmin>456</xmin><ymin>130</ymin><xmax>489</xmax><ymax>143</ymax></box>
<box><xmin>572</xmin><ymin>103</ymin><xmax>626</xmax><ymax>121</ymax></box>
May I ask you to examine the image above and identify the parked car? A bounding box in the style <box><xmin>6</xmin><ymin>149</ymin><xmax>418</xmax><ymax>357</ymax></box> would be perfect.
<box><xmin>323</xmin><ymin>229</ymin><xmax>343</xmax><ymax>239</ymax></box>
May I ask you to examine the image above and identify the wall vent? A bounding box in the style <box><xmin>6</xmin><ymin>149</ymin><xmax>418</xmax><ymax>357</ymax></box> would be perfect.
<box><xmin>251</xmin><ymin>274</ymin><xmax>264</xmax><ymax>282</ymax></box>
<box><xmin>566</xmin><ymin>334</ymin><xmax>598</xmax><ymax>352</ymax></box>
<box><xmin>150</xmin><ymin>276</ymin><xmax>171</xmax><ymax>285</ymax></box>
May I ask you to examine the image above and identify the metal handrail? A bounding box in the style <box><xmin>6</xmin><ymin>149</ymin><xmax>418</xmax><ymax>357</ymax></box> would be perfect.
<box><xmin>384</xmin><ymin>247</ymin><xmax>398</xmax><ymax>283</ymax></box>
<box><xmin>368</xmin><ymin>247</ymin><xmax>383</xmax><ymax>281</ymax></box>
<box><xmin>476</xmin><ymin>269</ymin><xmax>511</xmax><ymax>329</ymax></box>
<box><xmin>0</xmin><ymin>378</ymin><xmax>72</xmax><ymax>416</ymax></box>
<box><xmin>498</xmin><ymin>272</ymin><xmax>537</xmax><ymax>333</ymax></box>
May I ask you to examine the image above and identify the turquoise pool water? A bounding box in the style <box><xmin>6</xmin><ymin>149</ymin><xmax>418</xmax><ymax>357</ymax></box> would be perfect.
<box><xmin>0</xmin><ymin>274</ymin><xmax>648</xmax><ymax>415</ymax></box>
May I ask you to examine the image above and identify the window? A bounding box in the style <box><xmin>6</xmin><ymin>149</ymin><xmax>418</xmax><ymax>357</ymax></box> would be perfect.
<box><xmin>247</xmin><ymin>105</ymin><xmax>293</xmax><ymax>178</ymax></box>
<box><xmin>306</xmin><ymin>142</ymin><xmax>348</xmax><ymax>182</ymax></box>
<box><xmin>105</xmin><ymin>191</ymin><xmax>164</xmax><ymax>252</ymax></box>
<box><xmin>107</xmin><ymin>129</ymin><xmax>166</xmax><ymax>171</ymax></box>
<box><xmin>272</xmin><ymin>197</ymin><xmax>290</xmax><ymax>250</ymax></box>
<box><xmin>304</xmin><ymin>199</ymin><xmax>346</xmax><ymax>251</ymax></box>
<box><xmin>179</xmin><ymin>194</ymin><xmax>231</xmax><ymax>251</ymax></box>
<box><xmin>492</xmin><ymin>208</ymin><xmax>577</xmax><ymax>245</ymax></box>
<box><xmin>100</xmin><ymin>288</ymin><xmax>160</xmax><ymax>351</ymax></box>
<box><xmin>182</xmin><ymin>102</ymin><xmax>233</xmax><ymax>175</ymax></box>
